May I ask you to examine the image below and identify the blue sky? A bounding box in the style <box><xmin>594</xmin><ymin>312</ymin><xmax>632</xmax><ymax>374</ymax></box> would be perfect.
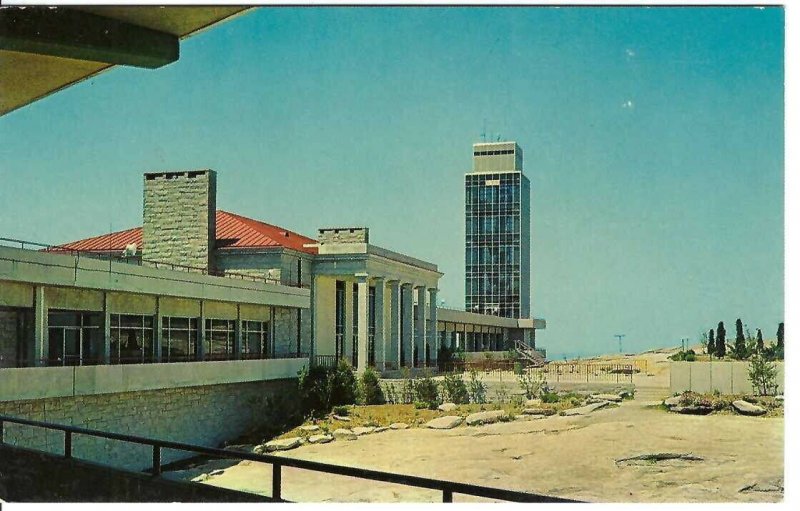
<box><xmin>0</xmin><ymin>6</ymin><xmax>784</xmax><ymax>358</ymax></box>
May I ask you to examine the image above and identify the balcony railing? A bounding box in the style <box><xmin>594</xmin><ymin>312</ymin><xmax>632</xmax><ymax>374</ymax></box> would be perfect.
<box><xmin>0</xmin><ymin>236</ymin><xmax>309</xmax><ymax>288</ymax></box>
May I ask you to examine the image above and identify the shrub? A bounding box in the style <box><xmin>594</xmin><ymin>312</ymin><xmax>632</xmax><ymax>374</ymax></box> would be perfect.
<box><xmin>494</xmin><ymin>383</ymin><xmax>509</xmax><ymax>404</ymax></box>
<box><xmin>297</xmin><ymin>365</ymin><xmax>334</xmax><ymax>418</ymax></box>
<box><xmin>359</xmin><ymin>366</ymin><xmax>385</xmax><ymax>405</ymax></box>
<box><xmin>440</xmin><ymin>372</ymin><xmax>469</xmax><ymax>404</ymax></box>
<box><xmin>414</xmin><ymin>371</ymin><xmax>440</xmax><ymax>408</ymax></box>
<box><xmin>513</xmin><ymin>362</ymin><xmax>523</xmax><ymax>375</ymax></box>
<box><xmin>541</xmin><ymin>392</ymin><xmax>559</xmax><ymax>404</ymax></box>
<box><xmin>330</xmin><ymin>360</ymin><xmax>358</xmax><ymax>407</ymax></box>
<box><xmin>511</xmin><ymin>394</ymin><xmax>526</xmax><ymax>408</ymax></box>
<box><xmin>467</xmin><ymin>369</ymin><xmax>487</xmax><ymax>404</ymax></box>
<box><xmin>517</xmin><ymin>370</ymin><xmax>546</xmax><ymax>399</ymax></box>
<box><xmin>749</xmin><ymin>354</ymin><xmax>778</xmax><ymax>396</ymax></box>
<box><xmin>332</xmin><ymin>405</ymin><xmax>350</xmax><ymax>416</ymax></box>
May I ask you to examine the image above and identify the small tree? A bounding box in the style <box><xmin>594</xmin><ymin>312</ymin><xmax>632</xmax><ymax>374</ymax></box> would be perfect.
<box><xmin>748</xmin><ymin>354</ymin><xmax>778</xmax><ymax>396</ymax></box>
<box><xmin>777</xmin><ymin>322</ymin><xmax>784</xmax><ymax>359</ymax></box>
<box><xmin>707</xmin><ymin>329</ymin><xmax>715</xmax><ymax>356</ymax></box>
<box><xmin>359</xmin><ymin>366</ymin><xmax>385</xmax><ymax>405</ymax></box>
<box><xmin>715</xmin><ymin>321</ymin><xmax>726</xmax><ymax>359</ymax></box>
<box><xmin>756</xmin><ymin>329</ymin><xmax>765</xmax><ymax>353</ymax></box>
<box><xmin>734</xmin><ymin>318</ymin><xmax>747</xmax><ymax>360</ymax></box>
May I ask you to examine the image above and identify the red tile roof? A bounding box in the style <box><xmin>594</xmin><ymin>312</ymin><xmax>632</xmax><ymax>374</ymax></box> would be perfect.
<box><xmin>53</xmin><ymin>210</ymin><xmax>318</xmax><ymax>255</ymax></box>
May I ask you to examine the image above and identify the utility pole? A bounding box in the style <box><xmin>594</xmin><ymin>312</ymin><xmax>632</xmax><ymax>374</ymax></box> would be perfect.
<box><xmin>614</xmin><ymin>334</ymin><xmax>626</xmax><ymax>354</ymax></box>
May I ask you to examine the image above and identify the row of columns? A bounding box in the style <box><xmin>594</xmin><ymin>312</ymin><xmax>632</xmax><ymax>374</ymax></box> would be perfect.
<box><xmin>437</xmin><ymin>324</ymin><xmax>508</xmax><ymax>352</ymax></box>
<box><xmin>348</xmin><ymin>274</ymin><xmax>438</xmax><ymax>374</ymax></box>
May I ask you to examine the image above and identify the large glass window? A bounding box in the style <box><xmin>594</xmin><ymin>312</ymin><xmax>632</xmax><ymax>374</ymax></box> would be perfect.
<box><xmin>110</xmin><ymin>314</ymin><xmax>155</xmax><ymax>364</ymax></box>
<box><xmin>162</xmin><ymin>317</ymin><xmax>198</xmax><ymax>362</ymax></box>
<box><xmin>48</xmin><ymin>311</ymin><xmax>103</xmax><ymax>366</ymax></box>
<box><xmin>205</xmin><ymin>319</ymin><xmax>235</xmax><ymax>360</ymax></box>
<box><xmin>242</xmin><ymin>320</ymin><xmax>271</xmax><ymax>359</ymax></box>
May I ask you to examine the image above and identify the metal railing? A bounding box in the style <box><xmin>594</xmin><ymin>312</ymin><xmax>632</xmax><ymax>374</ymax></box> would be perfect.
<box><xmin>0</xmin><ymin>236</ymin><xmax>309</xmax><ymax>288</ymax></box>
<box><xmin>443</xmin><ymin>360</ymin><xmax>637</xmax><ymax>383</ymax></box>
<box><xmin>0</xmin><ymin>415</ymin><xmax>580</xmax><ymax>503</ymax></box>
<box><xmin>2</xmin><ymin>352</ymin><xmax>309</xmax><ymax>370</ymax></box>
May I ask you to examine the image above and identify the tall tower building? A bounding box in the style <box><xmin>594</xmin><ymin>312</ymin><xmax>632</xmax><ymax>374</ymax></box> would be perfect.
<box><xmin>465</xmin><ymin>141</ymin><xmax>530</xmax><ymax>319</ymax></box>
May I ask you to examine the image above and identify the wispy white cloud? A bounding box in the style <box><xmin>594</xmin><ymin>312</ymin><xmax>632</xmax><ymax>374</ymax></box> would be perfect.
<box><xmin>622</xmin><ymin>100</ymin><xmax>635</xmax><ymax>109</ymax></box>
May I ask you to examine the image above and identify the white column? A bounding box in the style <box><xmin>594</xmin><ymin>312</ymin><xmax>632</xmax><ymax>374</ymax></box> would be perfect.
<box><xmin>373</xmin><ymin>277</ymin><xmax>386</xmax><ymax>371</ymax></box>
<box><xmin>33</xmin><ymin>285</ymin><xmax>47</xmax><ymax>367</ymax></box>
<box><xmin>356</xmin><ymin>273</ymin><xmax>369</xmax><ymax>374</ymax></box>
<box><xmin>343</xmin><ymin>280</ymin><xmax>354</xmax><ymax>365</ymax></box>
<box><xmin>388</xmin><ymin>280</ymin><xmax>401</xmax><ymax>369</ymax></box>
<box><xmin>401</xmin><ymin>283</ymin><xmax>413</xmax><ymax>368</ymax></box>
<box><xmin>428</xmin><ymin>288</ymin><xmax>438</xmax><ymax>367</ymax></box>
<box><xmin>414</xmin><ymin>285</ymin><xmax>426</xmax><ymax>368</ymax></box>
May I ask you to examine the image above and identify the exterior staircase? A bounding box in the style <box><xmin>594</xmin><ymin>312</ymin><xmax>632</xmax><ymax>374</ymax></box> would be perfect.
<box><xmin>514</xmin><ymin>339</ymin><xmax>546</xmax><ymax>367</ymax></box>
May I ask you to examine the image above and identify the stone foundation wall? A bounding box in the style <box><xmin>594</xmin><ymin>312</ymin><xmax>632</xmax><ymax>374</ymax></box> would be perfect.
<box><xmin>0</xmin><ymin>379</ymin><xmax>293</xmax><ymax>471</ymax></box>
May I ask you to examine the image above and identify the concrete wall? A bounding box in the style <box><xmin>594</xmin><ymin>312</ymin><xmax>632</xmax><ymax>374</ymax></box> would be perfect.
<box><xmin>0</xmin><ymin>378</ymin><xmax>295</xmax><ymax>471</ymax></box>
<box><xmin>0</xmin><ymin>247</ymin><xmax>310</xmax><ymax>310</ymax></box>
<box><xmin>0</xmin><ymin>357</ymin><xmax>307</xmax><ymax>402</ymax></box>
<box><xmin>670</xmin><ymin>361</ymin><xmax>785</xmax><ymax>395</ymax></box>
<box><xmin>0</xmin><ymin>444</ymin><xmax>268</xmax><ymax>502</ymax></box>
<box><xmin>313</xmin><ymin>276</ymin><xmax>336</xmax><ymax>357</ymax></box>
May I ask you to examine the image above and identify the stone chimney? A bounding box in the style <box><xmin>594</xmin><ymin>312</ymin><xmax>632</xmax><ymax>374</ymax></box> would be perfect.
<box><xmin>317</xmin><ymin>227</ymin><xmax>369</xmax><ymax>245</ymax></box>
<box><xmin>142</xmin><ymin>170</ymin><xmax>216</xmax><ymax>271</ymax></box>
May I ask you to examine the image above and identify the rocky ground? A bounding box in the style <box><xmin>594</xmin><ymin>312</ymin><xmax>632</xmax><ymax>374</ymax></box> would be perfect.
<box><xmin>162</xmin><ymin>348</ymin><xmax>783</xmax><ymax>503</ymax></box>
<box><xmin>164</xmin><ymin>402</ymin><xmax>782</xmax><ymax>502</ymax></box>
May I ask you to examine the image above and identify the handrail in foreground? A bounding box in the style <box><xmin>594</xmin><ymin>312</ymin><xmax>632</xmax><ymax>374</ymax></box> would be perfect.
<box><xmin>0</xmin><ymin>414</ymin><xmax>581</xmax><ymax>503</ymax></box>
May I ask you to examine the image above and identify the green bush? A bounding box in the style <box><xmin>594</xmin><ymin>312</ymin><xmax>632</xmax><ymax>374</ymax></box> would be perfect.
<box><xmin>330</xmin><ymin>360</ymin><xmax>358</xmax><ymax>407</ymax></box>
<box><xmin>517</xmin><ymin>370</ymin><xmax>546</xmax><ymax>399</ymax></box>
<box><xmin>513</xmin><ymin>362</ymin><xmax>523</xmax><ymax>375</ymax></box>
<box><xmin>749</xmin><ymin>354</ymin><xmax>778</xmax><ymax>396</ymax></box>
<box><xmin>359</xmin><ymin>366</ymin><xmax>385</xmax><ymax>405</ymax></box>
<box><xmin>440</xmin><ymin>372</ymin><xmax>469</xmax><ymax>404</ymax></box>
<box><xmin>467</xmin><ymin>369</ymin><xmax>487</xmax><ymax>404</ymax></box>
<box><xmin>414</xmin><ymin>371</ymin><xmax>440</xmax><ymax>408</ymax></box>
<box><xmin>297</xmin><ymin>365</ymin><xmax>334</xmax><ymax>418</ymax></box>
<box><xmin>541</xmin><ymin>392</ymin><xmax>559</xmax><ymax>404</ymax></box>
<box><xmin>332</xmin><ymin>405</ymin><xmax>350</xmax><ymax>416</ymax></box>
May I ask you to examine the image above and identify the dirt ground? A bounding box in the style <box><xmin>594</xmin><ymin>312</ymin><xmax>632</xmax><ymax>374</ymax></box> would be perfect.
<box><xmin>165</xmin><ymin>348</ymin><xmax>783</xmax><ymax>503</ymax></box>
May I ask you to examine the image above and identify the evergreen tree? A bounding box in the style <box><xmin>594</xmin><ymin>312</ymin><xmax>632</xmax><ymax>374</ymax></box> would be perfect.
<box><xmin>757</xmin><ymin>329</ymin><xmax>764</xmax><ymax>353</ymax></box>
<box><xmin>715</xmin><ymin>321</ymin><xmax>726</xmax><ymax>358</ymax></box>
<box><xmin>707</xmin><ymin>329</ymin><xmax>715</xmax><ymax>355</ymax></box>
<box><xmin>776</xmin><ymin>322</ymin><xmax>784</xmax><ymax>360</ymax></box>
<box><xmin>734</xmin><ymin>318</ymin><xmax>747</xmax><ymax>359</ymax></box>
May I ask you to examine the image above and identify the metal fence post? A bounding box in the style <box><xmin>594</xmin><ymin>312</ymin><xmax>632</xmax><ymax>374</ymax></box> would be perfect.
<box><xmin>273</xmin><ymin>463</ymin><xmax>282</xmax><ymax>501</ymax></box>
<box><xmin>443</xmin><ymin>488</ymin><xmax>454</xmax><ymax>503</ymax></box>
<box><xmin>64</xmin><ymin>431</ymin><xmax>72</xmax><ymax>458</ymax></box>
<box><xmin>152</xmin><ymin>445</ymin><xmax>161</xmax><ymax>475</ymax></box>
